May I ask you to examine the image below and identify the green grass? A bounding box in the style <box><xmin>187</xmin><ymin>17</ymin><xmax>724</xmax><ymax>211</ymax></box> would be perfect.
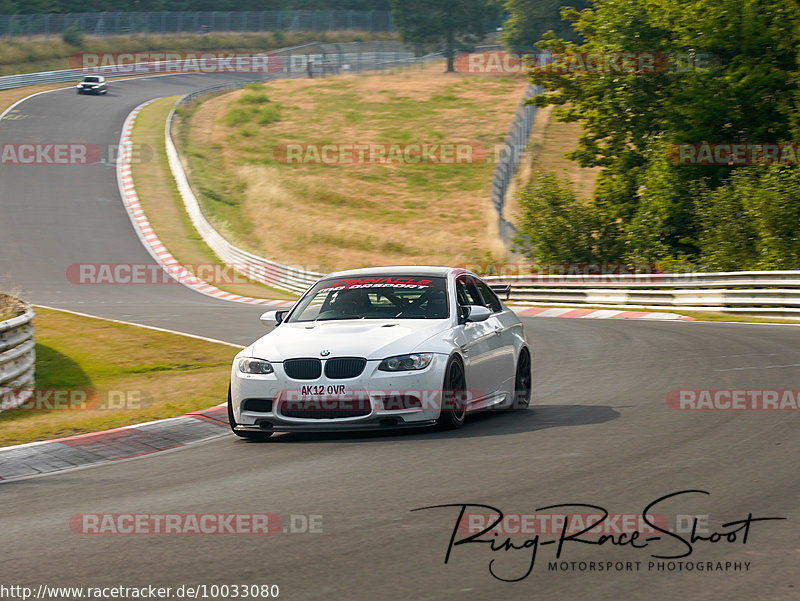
<box><xmin>0</xmin><ymin>307</ymin><xmax>237</xmax><ymax>447</ymax></box>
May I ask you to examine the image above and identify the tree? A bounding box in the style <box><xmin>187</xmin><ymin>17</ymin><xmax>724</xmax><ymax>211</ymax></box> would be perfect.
<box><xmin>390</xmin><ymin>0</ymin><xmax>501</xmax><ymax>72</ymax></box>
<box><xmin>513</xmin><ymin>172</ymin><xmax>601</xmax><ymax>263</ymax></box>
<box><xmin>501</xmin><ymin>0</ymin><xmax>591</xmax><ymax>49</ymax></box>
<box><xmin>524</xmin><ymin>0</ymin><xmax>800</xmax><ymax>265</ymax></box>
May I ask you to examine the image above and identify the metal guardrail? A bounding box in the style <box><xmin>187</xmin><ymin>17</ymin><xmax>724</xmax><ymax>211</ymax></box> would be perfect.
<box><xmin>0</xmin><ymin>40</ymin><xmax>418</xmax><ymax>90</ymax></box>
<box><xmin>491</xmin><ymin>84</ymin><xmax>540</xmax><ymax>244</ymax></box>
<box><xmin>0</xmin><ymin>303</ymin><xmax>36</xmax><ymax>410</ymax></box>
<box><xmin>0</xmin><ymin>10</ymin><xmax>394</xmax><ymax>39</ymax></box>
<box><xmin>484</xmin><ymin>271</ymin><xmax>800</xmax><ymax>316</ymax></box>
<box><xmin>164</xmin><ymin>42</ymin><xmax>435</xmax><ymax>293</ymax></box>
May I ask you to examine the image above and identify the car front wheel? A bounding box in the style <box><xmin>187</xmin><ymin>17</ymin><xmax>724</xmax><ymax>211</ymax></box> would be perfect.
<box><xmin>436</xmin><ymin>358</ymin><xmax>467</xmax><ymax>430</ymax></box>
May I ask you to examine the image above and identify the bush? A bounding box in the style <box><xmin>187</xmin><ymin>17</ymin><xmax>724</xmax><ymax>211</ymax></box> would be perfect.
<box><xmin>697</xmin><ymin>167</ymin><xmax>800</xmax><ymax>270</ymax></box>
<box><xmin>62</xmin><ymin>24</ymin><xmax>84</xmax><ymax>48</ymax></box>
<box><xmin>513</xmin><ymin>172</ymin><xmax>600</xmax><ymax>263</ymax></box>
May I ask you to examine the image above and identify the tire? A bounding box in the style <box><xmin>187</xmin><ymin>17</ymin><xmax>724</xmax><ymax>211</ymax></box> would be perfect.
<box><xmin>227</xmin><ymin>384</ymin><xmax>273</xmax><ymax>441</ymax></box>
<box><xmin>512</xmin><ymin>349</ymin><xmax>532</xmax><ymax>410</ymax></box>
<box><xmin>436</xmin><ymin>358</ymin><xmax>467</xmax><ymax>430</ymax></box>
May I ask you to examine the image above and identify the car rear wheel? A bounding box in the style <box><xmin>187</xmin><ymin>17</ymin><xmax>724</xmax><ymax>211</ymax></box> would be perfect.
<box><xmin>436</xmin><ymin>358</ymin><xmax>467</xmax><ymax>430</ymax></box>
<box><xmin>512</xmin><ymin>349</ymin><xmax>532</xmax><ymax>410</ymax></box>
<box><xmin>227</xmin><ymin>384</ymin><xmax>273</xmax><ymax>441</ymax></box>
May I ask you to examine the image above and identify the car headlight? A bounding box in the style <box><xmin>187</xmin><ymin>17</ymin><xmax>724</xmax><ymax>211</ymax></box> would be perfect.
<box><xmin>238</xmin><ymin>358</ymin><xmax>274</xmax><ymax>374</ymax></box>
<box><xmin>378</xmin><ymin>353</ymin><xmax>433</xmax><ymax>371</ymax></box>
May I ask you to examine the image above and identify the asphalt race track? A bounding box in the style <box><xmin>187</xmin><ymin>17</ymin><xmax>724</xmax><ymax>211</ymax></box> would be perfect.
<box><xmin>1</xmin><ymin>74</ymin><xmax>799</xmax><ymax>601</ymax></box>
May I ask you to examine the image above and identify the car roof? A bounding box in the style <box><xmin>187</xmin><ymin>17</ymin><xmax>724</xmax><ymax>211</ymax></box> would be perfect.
<box><xmin>323</xmin><ymin>265</ymin><xmax>466</xmax><ymax>279</ymax></box>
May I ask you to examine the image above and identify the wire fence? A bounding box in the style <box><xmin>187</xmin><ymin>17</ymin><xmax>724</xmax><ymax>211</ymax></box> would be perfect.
<box><xmin>0</xmin><ymin>10</ymin><xmax>394</xmax><ymax>39</ymax></box>
<box><xmin>491</xmin><ymin>83</ymin><xmax>541</xmax><ymax>245</ymax></box>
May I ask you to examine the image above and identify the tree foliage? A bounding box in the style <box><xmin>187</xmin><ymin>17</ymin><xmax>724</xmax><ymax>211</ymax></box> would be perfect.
<box><xmin>390</xmin><ymin>0</ymin><xmax>501</xmax><ymax>71</ymax></box>
<box><xmin>514</xmin><ymin>0</ymin><xmax>800</xmax><ymax>269</ymax></box>
<box><xmin>501</xmin><ymin>0</ymin><xmax>591</xmax><ymax>48</ymax></box>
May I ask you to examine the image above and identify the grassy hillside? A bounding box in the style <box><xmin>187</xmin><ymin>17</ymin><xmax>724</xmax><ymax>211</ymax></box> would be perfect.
<box><xmin>177</xmin><ymin>65</ymin><xmax>529</xmax><ymax>271</ymax></box>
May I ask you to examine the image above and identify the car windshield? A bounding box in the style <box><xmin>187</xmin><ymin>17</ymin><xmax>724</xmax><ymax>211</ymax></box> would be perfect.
<box><xmin>83</xmin><ymin>77</ymin><xmax>100</xmax><ymax>83</ymax></box>
<box><xmin>287</xmin><ymin>276</ymin><xmax>449</xmax><ymax>322</ymax></box>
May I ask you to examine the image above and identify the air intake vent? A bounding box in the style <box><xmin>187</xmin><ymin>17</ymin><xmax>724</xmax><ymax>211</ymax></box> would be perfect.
<box><xmin>242</xmin><ymin>398</ymin><xmax>273</xmax><ymax>413</ymax></box>
<box><xmin>324</xmin><ymin>357</ymin><xmax>367</xmax><ymax>379</ymax></box>
<box><xmin>283</xmin><ymin>358</ymin><xmax>322</xmax><ymax>380</ymax></box>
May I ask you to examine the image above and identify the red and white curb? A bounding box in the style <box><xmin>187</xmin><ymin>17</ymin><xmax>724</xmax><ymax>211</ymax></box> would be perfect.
<box><xmin>116</xmin><ymin>100</ymin><xmax>293</xmax><ymax>308</ymax></box>
<box><xmin>510</xmin><ymin>306</ymin><xmax>695</xmax><ymax>321</ymax></box>
<box><xmin>0</xmin><ymin>405</ymin><xmax>232</xmax><ymax>482</ymax></box>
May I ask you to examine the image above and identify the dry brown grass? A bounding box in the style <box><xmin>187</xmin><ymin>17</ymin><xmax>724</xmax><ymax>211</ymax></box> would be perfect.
<box><xmin>183</xmin><ymin>67</ymin><xmax>529</xmax><ymax>271</ymax></box>
<box><xmin>0</xmin><ymin>293</ymin><xmax>24</xmax><ymax>321</ymax></box>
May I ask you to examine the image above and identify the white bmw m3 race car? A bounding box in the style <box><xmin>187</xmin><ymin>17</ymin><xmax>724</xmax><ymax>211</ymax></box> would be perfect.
<box><xmin>228</xmin><ymin>266</ymin><xmax>531</xmax><ymax>439</ymax></box>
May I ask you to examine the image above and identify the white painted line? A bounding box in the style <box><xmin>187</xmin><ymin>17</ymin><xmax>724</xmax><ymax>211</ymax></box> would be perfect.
<box><xmin>33</xmin><ymin>304</ymin><xmax>245</xmax><ymax>349</ymax></box>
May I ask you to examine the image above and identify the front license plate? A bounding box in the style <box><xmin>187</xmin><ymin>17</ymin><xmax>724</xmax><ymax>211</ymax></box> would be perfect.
<box><xmin>299</xmin><ymin>385</ymin><xmax>347</xmax><ymax>396</ymax></box>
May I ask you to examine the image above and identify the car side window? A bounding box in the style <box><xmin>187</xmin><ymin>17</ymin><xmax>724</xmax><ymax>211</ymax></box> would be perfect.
<box><xmin>475</xmin><ymin>280</ymin><xmax>503</xmax><ymax>313</ymax></box>
<box><xmin>456</xmin><ymin>276</ymin><xmax>483</xmax><ymax>307</ymax></box>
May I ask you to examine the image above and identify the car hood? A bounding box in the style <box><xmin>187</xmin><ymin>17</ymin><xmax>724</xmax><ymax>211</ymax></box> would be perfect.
<box><xmin>249</xmin><ymin>319</ymin><xmax>452</xmax><ymax>361</ymax></box>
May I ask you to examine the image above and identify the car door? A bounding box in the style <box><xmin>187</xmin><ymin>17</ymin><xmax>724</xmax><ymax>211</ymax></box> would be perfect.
<box><xmin>474</xmin><ymin>277</ymin><xmax>518</xmax><ymax>396</ymax></box>
<box><xmin>453</xmin><ymin>275</ymin><xmax>501</xmax><ymax>405</ymax></box>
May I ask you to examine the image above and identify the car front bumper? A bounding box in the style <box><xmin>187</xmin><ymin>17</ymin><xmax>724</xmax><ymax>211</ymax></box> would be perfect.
<box><xmin>231</xmin><ymin>354</ymin><xmax>450</xmax><ymax>431</ymax></box>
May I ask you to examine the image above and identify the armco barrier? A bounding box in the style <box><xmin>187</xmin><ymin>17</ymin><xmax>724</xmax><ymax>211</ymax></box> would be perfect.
<box><xmin>484</xmin><ymin>271</ymin><xmax>800</xmax><ymax>316</ymax></box>
<box><xmin>0</xmin><ymin>40</ymin><xmax>418</xmax><ymax>90</ymax></box>
<box><xmin>0</xmin><ymin>302</ymin><xmax>36</xmax><ymax>410</ymax></box>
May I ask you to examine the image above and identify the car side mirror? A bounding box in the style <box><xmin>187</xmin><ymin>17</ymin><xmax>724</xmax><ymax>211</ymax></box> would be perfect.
<box><xmin>462</xmin><ymin>305</ymin><xmax>491</xmax><ymax>323</ymax></box>
<box><xmin>260</xmin><ymin>310</ymin><xmax>288</xmax><ymax>326</ymax></box>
